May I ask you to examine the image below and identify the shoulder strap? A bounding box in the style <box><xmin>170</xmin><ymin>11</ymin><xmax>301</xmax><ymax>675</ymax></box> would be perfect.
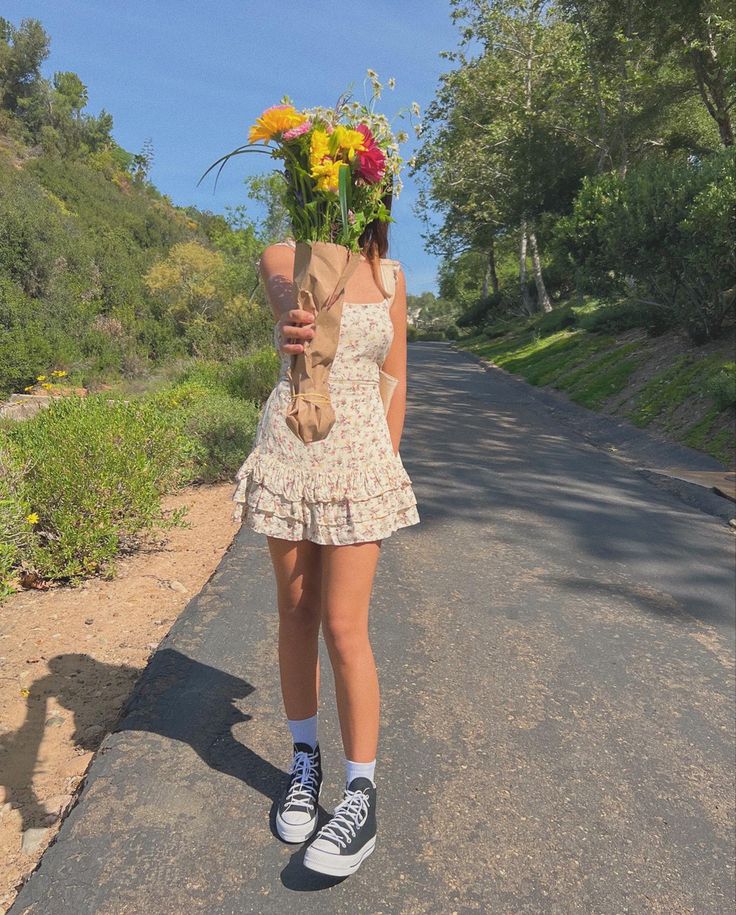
<box><xmin>380</xmin><ymin>260</ymin><xmax>400</xmax><ymax>308</ymax></box>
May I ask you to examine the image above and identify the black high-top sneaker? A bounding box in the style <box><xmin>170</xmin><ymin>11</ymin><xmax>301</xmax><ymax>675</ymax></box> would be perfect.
<box><xmin>303</xmin><ymin>776</ymin><xmax>377</xmax><ymax>876</ymax></box>
<box><xmin>275</xmin><ymin>742</ymin><xmax>322</xmax><ymax>843</ymax></box>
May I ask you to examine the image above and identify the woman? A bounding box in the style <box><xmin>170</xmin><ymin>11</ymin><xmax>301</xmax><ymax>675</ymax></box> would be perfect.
<box><xmin>231</xmin><ymin>199</ymin><xmax>420</xmax><ymax>877</ymax></box>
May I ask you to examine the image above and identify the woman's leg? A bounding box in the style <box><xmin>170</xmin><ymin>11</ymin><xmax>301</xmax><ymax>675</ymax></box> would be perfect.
<box><xmin>320</xmin><ymin>540</ymin><xmax>382</xmax><ymax>762</ymax></box>
<box><xmin>266</xmin><ymin>536</ymin><xmax>323</xmax><ymax>721</ymax></box>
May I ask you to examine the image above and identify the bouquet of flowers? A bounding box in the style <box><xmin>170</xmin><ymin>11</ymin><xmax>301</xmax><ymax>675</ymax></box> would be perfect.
<box><xmin>198</xmin><ymin>72</ymin><xmax>420</xmax><ymax>443</ymax></box>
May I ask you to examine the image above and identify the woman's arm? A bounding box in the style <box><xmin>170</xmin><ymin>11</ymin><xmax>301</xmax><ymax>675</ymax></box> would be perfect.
<box><xmin>258</xmin><ymin>244</ymin><xmax>315</xmax><ymax>354</ymax></box>
<box><xmin>380</xmin><ymin>266</ymin><xmax>409</xmax><ymax>456</ymax></box>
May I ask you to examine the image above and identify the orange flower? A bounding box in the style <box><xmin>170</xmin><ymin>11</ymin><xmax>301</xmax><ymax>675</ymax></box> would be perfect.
<box><xmin>248</xmin><ymin>104</ymin><xmax>307</xmax><ymax>143</ymax></box>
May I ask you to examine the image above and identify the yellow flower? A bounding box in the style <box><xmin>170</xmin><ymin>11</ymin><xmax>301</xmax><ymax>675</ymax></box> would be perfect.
<box><xmin>26</xmin><ymin>513</ymin><xmax>39</xmax><ymax>525</ymax></box>
<box><xmin>248</xmin><ymin>104</ymin><xmax>307</xmax><ymax>143</ymax></box>
<box><xmin>52</xmin><ymin>369</ymin><xmax>67</xmax><ymax>377</ymax></box>
<box><xmin>328</xmin><ymin>125</ymin><xmax>365</xmax><ymax>162</ymax></box>
<box><xmin>312</xmin><ymin>158</ymin><xmax>343</xmax><ymax>193</ymax></box>
<box><xmin>309</xmin><ymin>128</ymin><xmax>330</xmax><ymax>170</ymax></box>
<box><xmin>36</xmin><ymin>375</ymin><xmax>46</xmax><ymax>381</ymax></box>
<box><xmin>41</xmin><ymin>383</ymin><xmax>53</xmax><ymax>389</ymax></box>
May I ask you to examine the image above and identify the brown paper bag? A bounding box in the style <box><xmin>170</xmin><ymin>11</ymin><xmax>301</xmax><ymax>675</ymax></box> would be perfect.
<box><xmin>285</xmin><ymin>240</ymin><xmax>362</xmax><ymax>443</ymax></box>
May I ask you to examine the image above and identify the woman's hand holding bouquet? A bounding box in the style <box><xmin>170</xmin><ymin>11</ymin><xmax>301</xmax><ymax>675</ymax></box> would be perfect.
<box><xmin>199</xmin><ymin>73</ymin><xmax>419</xmax><ymax>443</ymax></box>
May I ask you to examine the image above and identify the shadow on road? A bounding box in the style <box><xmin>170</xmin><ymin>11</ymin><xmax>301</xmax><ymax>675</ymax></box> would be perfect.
<box><xmin>1</xmin><ymin>649</ymin><xmax>285</xmax><ymax>838</ymax></box>
<box><xmin>401</xmin><ymin>343</ymin><xmax>734</xmax><ymax>630</ymax></box>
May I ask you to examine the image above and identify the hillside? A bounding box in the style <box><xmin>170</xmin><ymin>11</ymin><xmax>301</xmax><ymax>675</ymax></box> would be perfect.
<box><xmin>454</xmin><ymin>303</ymin><xmax>735</xmax><ymax>466</ymax></box>
<box><xmin>0</xmin><ymin>14</ymin><xmax>272</xmax><ymax>400</ymax></box>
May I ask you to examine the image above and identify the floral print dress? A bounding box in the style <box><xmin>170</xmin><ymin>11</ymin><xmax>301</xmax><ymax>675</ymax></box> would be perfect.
<box><xmin>231</xmin><ymin>245</ymin><xmax>421</xmax><ymax>545</ymax></box>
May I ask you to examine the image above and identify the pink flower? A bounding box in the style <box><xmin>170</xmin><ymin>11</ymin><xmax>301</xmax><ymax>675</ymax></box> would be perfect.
<box><xmin>283</xmin><ymin>120</ymin><xmax>312</xmax><ymax>140</ymax></box>
<box><xmin>354</xmin><ymin>123</ymin><xmax>386</xmax><ymax>184</ymax></box>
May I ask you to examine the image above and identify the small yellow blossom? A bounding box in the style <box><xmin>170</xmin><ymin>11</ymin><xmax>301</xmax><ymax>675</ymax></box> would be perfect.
<box><xmin>36</xmin><ymin>375</ymin><xmax>46</xmax><ymax>382</ymax></box>
<box><xmin>328</xmin><ymin>125</ymin><xmax>365</xmax><ymax>162</ymax></box>
<box><xmin>26</xmin><ymin>513</ymin><xmax>39</xmax><ymax>525</ymax></box>
<box><xmin>309</xmin><ymin>128</ymin><xmax>330</xmax><ymax>169</ymax></box>
<box><xmin>312</xmin><ymin>158</ymin><xmax>343</xmax><ymax>193</ymax></box>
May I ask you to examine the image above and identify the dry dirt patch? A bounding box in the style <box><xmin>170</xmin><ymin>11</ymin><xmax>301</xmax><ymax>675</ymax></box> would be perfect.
<box><xmin>0</xmin><ymin>482</ymin><xmax>239</xmax><ymax>912</ymax></box>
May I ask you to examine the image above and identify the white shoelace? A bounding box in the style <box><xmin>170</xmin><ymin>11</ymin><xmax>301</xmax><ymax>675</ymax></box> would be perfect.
<box><xmin>316</xmin><ymin>787</ymin><xmax>371</xmax><ymax>849</ymax></box>
<box><xmin>284</xmin><ymin>749</ymin><xmax>320</xmax><ymax>809</ymax></box>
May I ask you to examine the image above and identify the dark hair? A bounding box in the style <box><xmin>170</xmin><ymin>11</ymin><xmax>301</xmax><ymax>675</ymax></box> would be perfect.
<box><xmin>358</xmin><ymin>178</ymin><xmax>393</xmax><ymax>297</ymax></box>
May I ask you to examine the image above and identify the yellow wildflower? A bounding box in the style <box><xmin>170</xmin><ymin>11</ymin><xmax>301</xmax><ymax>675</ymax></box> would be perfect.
<box><xmin>36</xmin><ymin>375</ymin><xmax>46</xmax><ymax>382</ymax></box>
<box><xmin>26</xmin><ymin>513</ymin><xmax>39</xmax><ymax>525</ymax></box>
<box><xmin>309</xmin><ymin>128</ymin><xmax>330</xmax><ymax>170</ymax></box>
<box><xmin>41</xmin><ymin>383</ymin><xmax>53</xmax><ymax>389</ymax></box>
<box><xmin>248</xmin><ymin>104</ymin><xmax>307</xmax><ymax>143</ymax></box>
<box><xmin>312</xmin><ymin>158</ymin><xmax>343</xmax><ymax>194</ymax></box>
<box><xmin>328</xmin><ymin>125</ymin><xmax>365</xmax><ymax>162</ymax></box>
<box><xmin>52</xmin><ymin>369</ymin><xmax>67</xmax><ymax>377</ymax></box>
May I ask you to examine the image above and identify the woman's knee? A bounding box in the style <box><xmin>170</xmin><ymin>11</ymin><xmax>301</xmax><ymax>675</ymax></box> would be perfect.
<box><xmin>278</xmin><ymin>594</ymin><xmax>321</xmax><ymax>632</ymax></box>
<box><xmin>321</xmin><ymin>611</ymin><xmax>369</xmax><ymax>659</ymax></box>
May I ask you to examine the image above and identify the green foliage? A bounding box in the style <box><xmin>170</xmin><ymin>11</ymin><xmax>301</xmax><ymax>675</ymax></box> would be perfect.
<box><xmin>627</xmin><ymin>353</ymin><xmax>729</xmax><ymax>428</ymax></box>
<box><xmin>154</xmin><ymin>385</ymin><xmax>261</xmax><ymax>484</ymax></box>
<box><xmin>0</xmin><ymin>359</ymin><xmax>267</xmax><ymax>592</ymax></box>
<box><xmin>171</xmin><ymin>349</ymin><xmax>280</xmax><ymax>404</ymax></box>
<box><xmin>556</xmin><ymin>149</ymin><xmax>736</xmax><ymax>341</ymax></box>
<box><xmin>0</xmin><ymin>442</ymin><xmax>34</xmax><ymax>598</ymax></box>
<box><xmin>706</xmin><ymin>362</ymin><xmax>736</xmax><ymax>411</ymax></box>
<box><xmin>1</xmin><ymin>394</ymin><xmax>197</xmax><ymax>583</ymax></box>
<box><xmin>576</xmin><ymin>300</ymin><xmax>670</xmax><ymax>337</ymax></box>
<box><xmin>535</xmin><ymin>305</ymin><xmax>577</xmax><ymax>335</ymax></box>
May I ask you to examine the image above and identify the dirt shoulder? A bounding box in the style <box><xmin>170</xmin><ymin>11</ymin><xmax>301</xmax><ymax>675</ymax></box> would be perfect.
<box><xmin>0</xmin><ymin>482</ymin><xmax>239</xmax><ymax>913</ymax></box>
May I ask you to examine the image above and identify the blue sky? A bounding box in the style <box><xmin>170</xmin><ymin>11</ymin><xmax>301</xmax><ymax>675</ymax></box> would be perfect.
<box><xmin>6</xmin><ymin>1</ymin><xmax>463</xmax><ymax>295</ymax></box>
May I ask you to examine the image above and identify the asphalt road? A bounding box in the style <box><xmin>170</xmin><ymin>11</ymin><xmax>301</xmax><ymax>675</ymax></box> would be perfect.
<box><xmin>10</xmin><ymin>342</ymin><xmax>736</xmax><ymax>914</ymax></box>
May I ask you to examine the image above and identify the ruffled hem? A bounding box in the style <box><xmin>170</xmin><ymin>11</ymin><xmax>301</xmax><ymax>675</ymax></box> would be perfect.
<box><xmin>232</xmin><ymin>447</ymin><xmax>416</xmax><ymax>504</ymax></box>
<box><xmin>230</xmin><ymin>447</ymin><xmax>421</xmax><ymax>544</ymax></box>
<box><xmin>235</xmin><ymin>501</ymin><xmax>421</xmax><ymax>545</ymax></box>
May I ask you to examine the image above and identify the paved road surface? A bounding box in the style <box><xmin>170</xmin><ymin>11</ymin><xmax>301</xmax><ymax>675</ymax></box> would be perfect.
<box><xmin>10</xmin><ymin>343</ymin><xmax>735</xmax><ymax>914</ymax></box>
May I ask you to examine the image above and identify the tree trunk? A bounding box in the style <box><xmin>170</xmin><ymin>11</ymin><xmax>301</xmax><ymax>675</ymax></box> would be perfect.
<box><xmin>528</xmin><ymin>230</ymin><xmax>552</xmax><ymax>313</ymax></box>
<box><xmin>689</xmin><ymin>42</ymin><xmax>733</xmax><ymax>147</ymax></box>
<box><xmin>519</xmin><ymin>221</ymin><xmax>534</xmax><ymax>314</ymax></box>
<box><xmin>482</xmin><ymin>238</ymin><xmax>500</xmax><ymax>299</ymax></box>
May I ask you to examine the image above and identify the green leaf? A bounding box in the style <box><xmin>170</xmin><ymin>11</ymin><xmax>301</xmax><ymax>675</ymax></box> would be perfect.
<box><xmin>338</xmin><ymin>164</ymin><xmax>350</xmax><ymax>242</ymax></box>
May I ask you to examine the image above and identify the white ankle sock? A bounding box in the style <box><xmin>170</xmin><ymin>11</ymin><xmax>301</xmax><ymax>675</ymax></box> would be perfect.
<box><xmin>344</xmin><ymin>756</ymin><xmax>376</xmax><ymax>787</ymax></box>
<box><xmin>287</xmin><ymin>713</ymin><xmax>318</xmax><ymax>750</ymax></box>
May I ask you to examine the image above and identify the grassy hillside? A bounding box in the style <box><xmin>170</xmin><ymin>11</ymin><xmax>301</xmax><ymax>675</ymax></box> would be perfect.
<box><xmin>455</xmin><ymin>300</ymin><xmax>735</xmax><ymax>466</ymax></box>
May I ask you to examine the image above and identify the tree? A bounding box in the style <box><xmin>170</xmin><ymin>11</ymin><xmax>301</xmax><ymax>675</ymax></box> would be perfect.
<box><xmin>0</xmin><ymin>17</ymin><xmax>49</xmax><ymax>116</ymax></box>
<box><xmin>143</xmin><ymin>242</ymin><xmax>229</xmax><ymax>329</ymax></box>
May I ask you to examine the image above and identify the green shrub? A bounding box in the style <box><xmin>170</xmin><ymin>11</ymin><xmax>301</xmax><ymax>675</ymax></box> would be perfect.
<box><xmin>536</xmin><ymin>305</ymin><xmax>577</xmax><ymax>336</ymax></box>
<box><xmin>445</xmin><ymin>324</ymin><xmax>459</xmax><ymax>340</ymax></box>
<box><xmin>0</xmin><ymin>441</ymin><xmax>34</xmax><ymax>597</ymax></box>
<box><xmin>225</xmin><ymin>348</ymin><xmax>280</xmax><ymax>402</ymax></box>
<box><xmin>173</xmin><ymin>348</ymin><xmax>280</xmax><ymax>403</ymax></box>
<box><xmin>174</xmin><ymin>392</ymin><xmax>261</xmax><ymax>483</ymax></box>
<box><xmin>578</xmin><ymin>300</ymin><xmax>670</xmax><ymax>336</ymax></box>
<box><xmin>707</xmin><ymin>362</ymin><xmax>736</xmax><ymax>411</ymax></box>
<box><xmin>556</xmin><ymin>148</ymin><xmax>736</xmax><ymax>341</ymax></box>
<box><xmin>456</xmin><ymin>292</ymin><xmax>503</xmax><ymax>328</ymax></box>
<box><xmin>483</xmin><ymin>324</ymin><xmax>511</xmax><ymax>340</ymax></box>
<box><xmin>3</xmin><ymin>393</ymin><xmax>197</xmax><ymax>583</ymax></box>
<box><xmin>416</xmin><ymin>329</ymin><xmax>447</xmax><ymax>341</ymax></box>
